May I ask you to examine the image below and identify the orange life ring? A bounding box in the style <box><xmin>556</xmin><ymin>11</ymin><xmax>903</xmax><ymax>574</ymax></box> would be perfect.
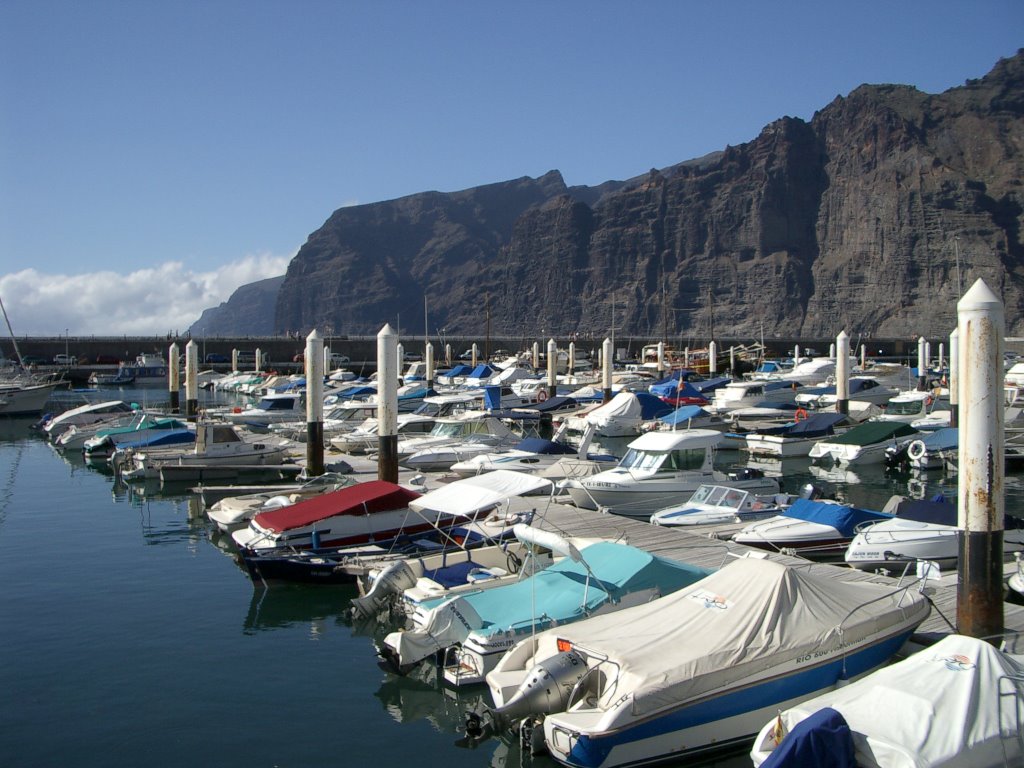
<box><xmin>794</xmin><ymin>408</ymin><xmax>809</xmax><ymax>421</ymax></box>
<box><xmin>537</xmin><ymin>389</ymin><xmax>548</xmax><ymax>402</ymax></box>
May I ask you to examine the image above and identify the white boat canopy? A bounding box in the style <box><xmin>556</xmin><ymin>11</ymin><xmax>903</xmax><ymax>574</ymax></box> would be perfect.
<box><xmin>408</xmin><ymin>470</ymin><xmax>552</xmax><ymax>516</ymax></box>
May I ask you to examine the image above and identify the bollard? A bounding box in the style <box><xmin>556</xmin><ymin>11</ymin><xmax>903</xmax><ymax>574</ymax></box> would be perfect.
<box><xmin>377</xmin><ymin>324</ymin><xmax>399</xmax><ymax>483</ymax></box>
<box><xmin>602</xmin><ymin>338</ymin><xmax>613</xmax><ymax>404</ymax></box>
<box><xmin>185</xmin><ymin>340</ymin><xmax>198</xmax><ymax>420</ymax></box>
<box><xmin>835</xmin><ymin>330</ymin><xmax>850</xmax><ymax>415</ymax></box>
<box><xmin>168</xmin><ymin>342</ymin><xmax>180</xmax><ymax>414</ymax></box>
<box><xmin>949</xmin><ymin>328</ymin><xmax>959</xmax><ymax>429</ymax></box>
<box><xmin>546</xmin><ymin>339</ymin><xmax>557</xmax><ymax>400</ymax></box>
<box><xmin>305</xmin><ymin>329</ymin><xmax>324</xmax><ymax>476</ymax></box>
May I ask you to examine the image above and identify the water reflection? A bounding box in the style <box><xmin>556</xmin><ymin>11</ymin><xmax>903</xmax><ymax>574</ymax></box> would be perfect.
<box><xmin>243</xmin><ymin>583</ymin><xmax>358</xmax><ymax>634</ymax></box>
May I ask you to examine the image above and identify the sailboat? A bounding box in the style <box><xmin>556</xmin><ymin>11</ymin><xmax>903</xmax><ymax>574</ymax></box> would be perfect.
<box><xmin>0</xmin><ymin>292</ymin><xmax>63</xmax><ymax>416</ymax></box>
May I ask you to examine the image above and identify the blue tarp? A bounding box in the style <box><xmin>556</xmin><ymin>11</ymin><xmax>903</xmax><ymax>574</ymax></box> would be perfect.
<box><xmin>920</xmin><ymin>427</ymin><xmax>958</xmax><ymax>452</ymax></box>
<box><xmin>761</xmin><ymin>707</ymin><xmax>856</xmax><ymax>768</ymax></box>
<box><xmin>441</xmin><ymin>364</ymin><xmax>474</xmax><ymax>378</ymax></box>
<box><xmin>658</xmin><ymin>404</ymin><xmax>711</xmax><ymax>426</ymax></box>
<box><xmin>648</xmin><ymin>379</ymin><xmax>707</xmax><ymax>400</ymax></box>
<box><xmin>635</xmin><ymin>391</ymin><xmax>674</xmax><ymax>420</ymax></box>
<box><xmin>515</xmin><ymin>437</ymin><xmax>577</xmax><ymax>455</ymax></box>
<box><xmin>783</xmin><ymin>498</ymin><xmax>891</xmax><ymax>537</ymax></box>
<box><xmin>691</xmin><ymin>376</ymin><xmax>731</xmax><ymax>394</ymax></box>
<box><xmin>467</xmin><ymin>364</ymin><xmax>496</xmax><ymax>379</ymax></box>
<box><xmin>786</xmin><ymin>412</ymin><xmax>847</xmax><ymax>437</ymax></box>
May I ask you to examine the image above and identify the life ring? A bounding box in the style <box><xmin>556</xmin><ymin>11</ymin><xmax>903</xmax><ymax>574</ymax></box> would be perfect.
<box><xmin>907</xmin><ymin>440</ymin><xmax>927</xmax><ymax>461</ymax></box>
<box><xmin>537</xmin><ymin>389</ymin><xmax>548</xmax><ymax>402</ymax></box>
<box><xmin>794</xmin><ymin>408</ymin><xmax>809</xmax><ymax>422</ymax></box>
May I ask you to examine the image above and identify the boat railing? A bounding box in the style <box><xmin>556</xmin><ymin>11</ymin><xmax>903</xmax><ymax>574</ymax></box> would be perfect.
<box><xmin>997</xmin><ymin>671</ymin><xmax>1024</xmax><ymax>766</ymax></box>
<box><xmin>566</xmin><ymin>653</ymin><xmax>618</xmax><ymax>711</ymax></box>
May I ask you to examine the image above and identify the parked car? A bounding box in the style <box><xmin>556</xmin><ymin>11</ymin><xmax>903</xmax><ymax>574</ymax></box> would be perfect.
<box><xmin>327</xmin><ymin>353</ymin><xmax>350</xmax><ymax>366</ymax></box>
<box><xmin>205</xmin><ymin>353</ymin><xmax>229</xmax><ymax>364</ymax></box>
<box><xmin>53</xmin><ymin>354</ymin><xmax>78</xmax><ymax>365</ymax></box>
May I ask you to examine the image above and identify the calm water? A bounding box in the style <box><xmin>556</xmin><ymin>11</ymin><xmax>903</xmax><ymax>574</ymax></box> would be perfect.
<box><xmin>1</xmin><ymin>385</ymin><xmax>1020</xmax><ymax>768</ymax></box>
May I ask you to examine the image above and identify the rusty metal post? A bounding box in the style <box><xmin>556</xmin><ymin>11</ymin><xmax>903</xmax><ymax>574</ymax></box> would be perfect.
<box><xmin>956</xmin><ymin>279</ymin><xmax>1004</xmax><ymax>640</ymax></box>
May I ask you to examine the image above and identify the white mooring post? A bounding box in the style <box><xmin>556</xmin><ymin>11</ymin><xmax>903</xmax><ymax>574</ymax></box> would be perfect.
<box><xmin>835</xmin><ymin>330</ymin><xmax>850</xmax><ymax>415</ymax></box>
<box><xmin>425</xmin><ymin>342</ymin><xmax>435</xmax><ymax>390</ymax></box>
<box><xmin>657</xmin><ymin>341</ymin><xmax>665</xmax><ymax>377</ymax></box>
<box><xmin>168</xmin><ymin>342</ymin><xmax>180</xmax><ymax>413</ymax></box>
<box><xmin>917</xmin><ymin>336</ymin><xmax>927</xmax><ymax>390</ymax></box>
<box><xmin>377</xmin><ymin>324</ymin><xmax>399</xmax><ymax>483</ymax></box>
<box><xmin>729</xmin><ymin>345</ymin><xmax>735</xmax><ymax>374</ymax></box>
<box><xmin>532</xmin><ymin>341</ymin><xmax>540</xmax><ymax>370</ymax></box>
<box><xmin>185</xmin><ymin>340</ymin><xmax>198</xmax><ymax>420</ymax></box>
<box><xmin>471</xmin><ymin>343</ymin><xmax>478</xmax><ymax>368</ymax></box>
<box><xmin>708</xmin><ymin>340</ymin><xmax>717</xmax><ymax>376</ymax></box>
<box><xmin>568</xmin><ymin>342</ymin><xmax>576</xmax><ymax>381</ymax></box>
<box><xmin>255</xmin><ymin>348</ymin><xmax>262</xmax><ymax>373</ymax></box>
<box><xmin>860</xmin><ymin>344</ymin><xmax>866</xmax><ymax>370</ymax></box>
<box><xmin>602</xmin><ymin>337</ymin><xmax>613</xmax><ymax>404</ymax></box>
<box><xmin>956</xmin><ymin>279</ymin><xmax>1005</xmax><ymax>640</ymax></box>
<box><xmin>231</xmin><ymin>348</ymin><xmax>239</xmax><ymax>372</ymax></box>
<box><xmin>305</xmin><ymin>330</ymin><xmax>324</xmax><ymax>476</ymax></box>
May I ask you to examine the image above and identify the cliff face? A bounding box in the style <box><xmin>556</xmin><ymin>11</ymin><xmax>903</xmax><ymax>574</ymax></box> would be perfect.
<box><xmin>246</xmin><ymin>51</ymin><xmax>1024</xmax><ymax>340</ymax></box>
<box><xmin>190</xmin><ymin>275</ymin><xmax>284</xmax><ymax>336</ymax></box>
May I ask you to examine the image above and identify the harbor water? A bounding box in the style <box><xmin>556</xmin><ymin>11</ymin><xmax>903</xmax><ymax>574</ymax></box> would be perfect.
<box><xmin>2</xmin><ymin>384</ymin><xmax>1021</xmax><ymax>768</ymax></box>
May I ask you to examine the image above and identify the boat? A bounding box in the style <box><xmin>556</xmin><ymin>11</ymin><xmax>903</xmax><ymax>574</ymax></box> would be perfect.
<box><xmin>561</xmin><ymin>391</ymin><xmax>672</xmax><ymax>438</ymax></box>
<box><xmin>224</xmin><ymin>391</ymin><xmax>305</xmax><ymax>428</ymax></box>
<box><xmin>844</xmin><ymin>494</ymin><xmax>1024</xmax><ymax>571</ymax></box>
<box><xmin>808</xmin><ymin>420</ymin><xmax>919</xmax><ymax>466</ymax></box>
<box><xmin>205</xmin><ymin>471</ymin><xmax>356</xmax><ymax>532</ymax></box>
<box><xmin>708</xmin><ymin>379</ymin><xmax>804</xmax><ymax>415</ymax></box>
<box><xmin>329</xmin><ymin>413</ymin><xmax>437</xmax><ymax>454</ymax></box>
<box><xmin>884</xmin><ymin>426</ymin><xmax>958</xmax><ymax>471</ymax></box>
<box><xmin>379</xmin><ymin>531</ymin><xmax>711</xmax><ymax>685</ymax></box>
<box><xmin>396</xmin><ymin>412</ymin><xmax>519</xmax><ymax>472</ymax></box>
<box><xmin>731</xmin><ymin>497</ymin><xmax>892</xmax><ymax>560</ymax></box>
<box><xmin>70</xmin><ymin>413</ymin><xmax>191</xmax><ymax>454</ymax></box>
<box><xmin>793</xmin><ymin>376</ymin><xmax>897</xmax><ymax>409</ymax></box>
<box><xmin>649</xmin><ymin>483</ymin><xmax>809</xmax><ymax>527</ymax></box>
<box><xmin>272</xmin><ymin>401</ymin><xmax>382</xmax><ymax>443</ymax></box>
<box><xmin>125</xmin><ymin>352</ymin><xmax>169</xmax><ymax>379</ymax></box>
<box><xmin>563</xmin><ymin>429</ymin><xmax>779</xmax><ymax>517</ymax></box>
<box><xmin>449</xmin><ymin>423</ymin><xmax>615</xmax><ymax>478</ymax></box>
<box><xmin>874</xmin><ymin>390</ymin><xmax>941</xmax><ymax>423</ymax></box>
<box><xmin>116</xmin><ymin>422</ymin><xmax>293</xmax><ymax>481</ymax></box>
<box><xmin>749</xmin><ymin>633</ymin><xmax>1023</xmax><ymax>768</ymax></box>
<box><xmin>0</xmin><ymin>376</ymin><xmax>63</xmax><ymax>416</ymax></box>
<box><xmin>744</xmin><ymin>412</ymin><xmax>849</xmax><ymax>458</ymax></box>
<box><xmin>87</xmin><ymin>366</ymin><xmax>136</xmax><ymax>386</ymax></box>
<box><xmin>41</xmin><ymin>399</ymin><xmax>137</xmax><ymax>441</ymax></box>
<box><xmin>482</xmin><ymin>556</ymin><xmax>928</xmax><ymax>768</ymax></box>
<box><xmin>237</xmin><ymin>473</ymin><xmax>541</xmax><ymax>584</ymax></box>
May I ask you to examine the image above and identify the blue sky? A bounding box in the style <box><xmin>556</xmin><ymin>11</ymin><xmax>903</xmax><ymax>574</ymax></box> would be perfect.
<box><xmin>1</xmin><ymin>0</ymin><xmax>1021</xmax><ymax>335</ymax></box>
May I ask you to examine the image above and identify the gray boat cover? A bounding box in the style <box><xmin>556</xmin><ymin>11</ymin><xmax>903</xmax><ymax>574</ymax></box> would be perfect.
<box><xmin>752</xmin><ymin>633</ymin><xmax>1024</xmax><ymax>768</ymax></box>
<box><xmin>543</xmin><ymin>557</ymin><xmax>929</xmax><ymax>717</ymax></box>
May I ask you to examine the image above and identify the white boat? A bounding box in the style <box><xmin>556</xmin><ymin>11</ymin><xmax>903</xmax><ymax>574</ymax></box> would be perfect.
<box><xmin>808</xmin><ymin>420</ymin><xmax>919</xmax><ymax>466</ymax></box>
<box><xmin>885</xmin><ymin>427</ymin><xmax>958</xmax><ymax>471</ymax></box>
<box><xmin>708</xmin><ymin>379</ymin><xmax>803</xmax><ymax>414</ymax></box>
<box><xmin>749</xmin><ymin>634</ymin><xmax>1023</xmax><ymax>768</ymax></box>
<box><xmin>380</xmin><ymin>530</ymin><xmax>711</xmax><ymax>685</ymax></box>
<box><xmin>329</xmin><ymin>413</ymin><xmax>437</xmax><ymax>454</ymax></box>
<box><xmin>0</xmin><ymin>377</ymin><xmax>63</xmax><ymax>416</ymax></box>
<box><xmin>731</xmin><ymin>497</ymin><xmax>892</xmax><ymax>560</ymax></box>
<box><xmin>563</xmin><ymin>430</ymin><xmax>779</xmax><ymax>517</ymax></box>
<box><xmin>874</xmin><ymin>390</ymin><xmax>941</xmax><ymax>423</ymax></box>
<box><xmin>649</xmin><ymin>484</ymin><xmax>802</xmax><ymax>527</ymax></box>
<box><xmin>483</xmin><ymin>556</ymin><xmax>928</xmax><ymax>768</ymax></box>
<box><xmin>744</xmin><ymin>412</ymin><xmax>849</xmax><ymax>458</ymax></box>
<box><xmin>116</xmin><ymin>422</ymin><xmax>293</xmax><ymax>481</ymax></box>
<box><xmin>394</xmin><ymin>412</ymin><xmax>517</xmax><ymax>471</ymax></box>
<box><xmin>205</xmin><ymin>472</ymin><xmax>356</xmax><ymax>532</ymax></box>
<box><xmin>224</xmin><ymin>391</ymin><xmax>305</xmax><ymax>428</ymax></box>
<box><xmin>793</xmin><ymin>376</ymin><xmax>897</xmax><ymax>408</ymax></box>
<box><xmin>746</xmin><ymin>356</ymin><xmax>840</xmax><ymax>385</ymax></box>
<box><xmin>449</xmin><ymin>423</ymin><xmax>614</xmax><ymax>478</ymax></box>
<box><xmin>844</xmin><ymin>494</ymin><xmax>1024</xmax><ymax>571</ymax></box>
<box><xmin>561</xmin><ymin>391</ymin><xmax>667</xmax><ymax>438</ymax></box>
<box><xmin>41</xmin><ymin>399</ymin><xmax>137</xmax><ymax>441</ymax></box>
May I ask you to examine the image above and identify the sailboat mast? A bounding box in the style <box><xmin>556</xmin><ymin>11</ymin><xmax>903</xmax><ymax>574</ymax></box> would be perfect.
<box><xmin>0</xmin><ymin>292</ymin><xmax>26</xmax><ymax>368</ymax></box>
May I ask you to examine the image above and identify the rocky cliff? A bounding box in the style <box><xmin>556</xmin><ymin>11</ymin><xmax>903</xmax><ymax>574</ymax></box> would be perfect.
<box><xmin>190</xmin><ymin>275</ymin><xmax>284</xmax><ymax>336</ymax></box>
<box><xmin>213</xmin><ymin>51</ymin><xmax>1024</xmax><ymax>340</ymax></box>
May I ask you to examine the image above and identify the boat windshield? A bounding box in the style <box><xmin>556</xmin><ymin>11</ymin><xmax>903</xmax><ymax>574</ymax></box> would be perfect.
<box><xmin>886</xmin><ymin>399</ymin><xmax>923</xmax><ymax>415</ymax></box>
<box><xmin>619</xmin><ymin>447</ymin><xmax>706</xmax><ymax>473</ymax></box>
<box><xmin>431</xmin><ymin>421</ymin><xmax>467</xmax><ymax>438</ymax></box>
<box><xmin>721</xmin><ymin>488</ymin><xmax>747</xmax><ymax>509</ymax></box>
<box><xmin>258</xmin><ymin>397</ymin><xmax>298</xmax><ymax>411</ymax></box>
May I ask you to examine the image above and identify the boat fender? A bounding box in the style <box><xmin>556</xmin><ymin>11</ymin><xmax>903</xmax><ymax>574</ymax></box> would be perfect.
<box><xmin>907</xmin><ymin>440</ymin><xmax>927</xmax><ymax>461</ymax></box>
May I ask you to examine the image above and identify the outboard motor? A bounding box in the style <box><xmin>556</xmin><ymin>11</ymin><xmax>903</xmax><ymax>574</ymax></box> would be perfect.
<box><xmin>491</xmin><ymin>649</ymin><xmax>589</xmax><ymax>724</ymax></box>
<box><xmin>799</xmin><ymin>483</ymin><xmax>821</xmax><ymax>500</ymax></box>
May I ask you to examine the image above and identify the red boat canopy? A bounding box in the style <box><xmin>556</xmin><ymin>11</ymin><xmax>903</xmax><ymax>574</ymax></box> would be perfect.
<box><xmin>252</xmin><ymin>480</ymin><xmax>421</xmax><ymax>533</ymax></box>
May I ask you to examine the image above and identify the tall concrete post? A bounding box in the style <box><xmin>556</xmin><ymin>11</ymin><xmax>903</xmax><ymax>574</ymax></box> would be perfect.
<box><xmin>793</xmin><ymin>344</ymin><xmax>800</xmax><ymax>364</ymax></box>
<box><xmin>255</xmin><ymin>348</ymin><xmax>262</xmax><ymax>373</ymax></box>
<box><xmin>835</xmin><ymin>330</ymin><xmax>850</xmax><ymax>415</ymax></box>
<box><xmin>708</xmin><ymin>341</ymin><xmax>717</xmax><ymax>376</ymax></box>
<box><xmin>546</xmin><ymin>339</ymin><xmax>557</xmax><ymax>400</ymax></box>
<box><xmin>396</xmin><ymin>343</ymin><xmax>404</xmax><ymax>381</ymax></box>
<box><xmin>949</xmin><ymin>328</ymin><xmax>959</xmax><ymax>429</ymax></box>
<box><xmin>532</xmin><ymin>342</ymin><xmax>540</xmax><ymax>371</ymax></box>
<box><xmin>231</xmin><ymin>348</ymin><xmax>239</xmax><ymax>372</ymax></box>
<box><xmin>471</xmin><ymin>343</ymin><xmax>478</xmax><ymax>368</ymax></box>
<box><xmin>860</xmin><ymin>344</ymin><xmax>866</xmax><ymax>370</ymax></box>
<box><xmin>684</xmin><ymin>347</ymin><xmax>689</xmax><ymax>368</ymax></box>
<box><xmin>938</xmin><ymin>342</ymin><xmax>945</xmax><ymax>372</ymax></box>
<box><xmin>425</xmin><ymin>342</ymin><xmax>434</xmax><ymax>390</ymax></box>
<box><xmin>601</xmin><ymin>337</ymin><xmax>613</xmax><ymax>404</ymax></box>
<box><xmin>185</xmin><ymin>340</ymin><xmax>198</xmax><ymax>420</ymax></box>
<box><xmin>568</xmin><ymin>342</ymin><xmax>576</xmax><ymax>380</ymax></box>
<box><xmin>445</xmin><ymin>343</ymin><xmax>452</xmax><ymax>367</ymax></box>
<box><xmin>657</xmin><ymin>341</ymin><xmax>665</xmax><ymax>377</ymax></box>
<box><xmin>323</xmin><ymin>345</ymin><xmax>332</xmax><ymax>373</ymax></box>
<box><xmin>917</xmin><ymin>336</ymin><xmax>927</xmax><ymax>390</ymax></box>
<box><xmin>305</xmin><ymin>329</ymin><xmax>324</xmax><ymax>476</ymax></box>
<box><xmin>168</xmin><ymin>342</ymin><xmax>180</xmax><ymax>413</ymax></box>
<box><xmin>829</xmin><ymin>342</ymin><xmax>836</xmax><ymax>359</ymax></box>
<box><xmin>956</xmin><ymin>279</ymin><xmax>1005</xmax><ymax>640</ymax></box>
<box><xmin>729</xmin><ymin>345</ymin><xmax>735</xmax><ymax>374</ymax></box>
<box><xmin>377</xmin><ymin>324</ymin><xmax>399</xmax><ymax>483</ymax></box>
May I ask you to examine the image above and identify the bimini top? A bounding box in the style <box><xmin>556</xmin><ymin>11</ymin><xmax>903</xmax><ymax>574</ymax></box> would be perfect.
<box><xmin>539</xmin><ymin>557</ymin><xmax>928</xmax><ymax>718</ymax></box>
<box><xmin>251</xmin><ymin>480</ymin><xmax>421</xmax><ymax>533</ymax></box>
<box><xmin>626</xmin><ymin>429</ymin><xmax>724</xmax><ymax>452</ymax></box>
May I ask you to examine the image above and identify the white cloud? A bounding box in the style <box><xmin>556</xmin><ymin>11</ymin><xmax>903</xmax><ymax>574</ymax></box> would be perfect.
<box><xmin>0</xmin><ymin>252</ymin><xmax>292</xmax><ymax>336</ymax></box>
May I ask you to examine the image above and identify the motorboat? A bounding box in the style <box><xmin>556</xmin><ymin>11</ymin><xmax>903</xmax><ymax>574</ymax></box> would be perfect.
<box><xmin>844</xmin><ymin>494</ymin><xmax>1024</xmax><ymax>571</ymax></box>
<box><xmin>449</xmin><ymin>423</ymin><xmax>615</xmax><ymax>478</ymax></box>
<box><xmin>808</xmin><ymin>420</ymin><xmax>919</xmax><ymax>466</ymax></box>
<box><xmin>115</xmin><ymin>422</ymin><xmax>293</xmax><ymax>481</ymax></box>
<box><xmin>732</xmin><ymin>497</ymin><xmax>892</xmax><ymax>560</ymax></box>
<box><xmin>793</xmin><ymin>376</ymin><xmax>897</xmax><ymax>409</ymax></box>
<box><xmin>87</xmin><ymin>367</ymin><xmax>136</xmax><ymax>386</ymax></box>
<box><xmin>224</xmin><ymin>391</ymin><xmax>305</xmax><ymax>428</ymax></box>
<box><xmin>271</xmin><ymin>401</ymin><xmax>381</xmax><ymax>442</ymax></box>
<box><xmin>874</xmin><ymin>390</ymin><xmax>941</xmax><ymax>423</ymax></box>
<box><xmin>242</xmin><ymin>483</ymin><xmax>539</xmax><ymax>587</ymax></box>
<box><xmin>231</xmin><ymin>480</ymin><xmax>428</xmax><ymax>555</ymax></box>
<box><xmin>75</xmin><ymin>413</ymin><xmax>192</xmax><ymax>455</ymax></box>
<box><xmin>884</xmin><ymin>427</ymin><xmax>958</xmax><ymax>471</ymax></box>
<box><xmin>749</xmin><ymin>634</ymin><xmax>1023</xmax><ymax>768</ymax></box>
<box><xmin>650</xmin><ymin>404</ymin><xmax>732</xmax><ymax>433</ymax></box>
<box><xmin>0</xmin><ymin>377</ymin><xmax>63</xmax><ymax>416</ymax></box>
<box><xmin>649</xmin><ymin>484</ymin><xmax>808</xmax><ymax>527</ymax></box>
<box><xmin>708</xmin><ymin>380</ymin><xmax>803</xmax><ymax>415</ymax></box>
<box><xmin>205</xmin><ymin>472</ymin><xmax>356</xmax><ymax>532</ymax></box>
<box><xmin>329</xmin><ymin>413</ymin><xmax>437</xmax><ymax>455</ymax></box>
<box><xmin>482</xmin><ymin>556</ymin><xmax>928</xmax><ymax>768</ymax></box>
<box><xmin>395</xmin><ymin>412</ymin><xmax>519</xmax><ymax>472</ymax></box>
<box><xmin>744</xmin><ymin>412</ymin><xmax>849</xmax><ymax>458</ymax></box>
<box><xmin>561</xmin><ymin>391</ymin><xmax>672</xmax><ymax>438</ymax></box>
<box><xmin>41</xmin><ymin>399</ymin><xmax>137</xmax><ymax>441</ymax></box>
<box><xmin>379</xmin><ymin>531</ymin><xmax>711</xmax><ymax>685</ymax></box>
<box><xmin>563</xmin><ymin>430</ymin><xmax>779</xmax><ymax>517</ymax></box>
<box><xmin>746</xmin><ymin>355</ymin><xmax>840</xmax><ymax>385</ymax></box>
<box><xmin>125</xmin><ymin>352</ymin><xmax>168</xmax><ymax>379</ymax></box>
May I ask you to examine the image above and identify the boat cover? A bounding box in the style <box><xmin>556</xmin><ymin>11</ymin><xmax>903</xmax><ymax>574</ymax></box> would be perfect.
<box><xmin>648</xmin><ymin>380</ymin><xmax>705</xmax><ymax>400</ymax></box>
<box><xmin>441</xmin><ymin>364</ymin><xmax>473</xmax><ymax>377</ymax></box>
<box><xmin>691</xmin><ymin>376</ymin><xmax>731</xmax><ymax>394</ymax></box>
<box><xmin>920</xmin><ymin>426</ymin><xmax>958</xmax><ymax>452</ymax></box>
<box><xmin>467</xmin><ymin>364</ymin><xmax>496</xmax><ymax>379</ymax></box>
<box><xmin>408</xmin><ymin>470</ymin><xmax>553</xmax><ymax>515</ymax></box>
<box><xmin>634</xmin><ymin>392</ymin><xmax>673</xmax><ymax>419</ymax></box>
<box><xmin>753</xmin><ymin>634</ymin><xmax>1024</xmax><ymax>768</ymax></box>
<box><xmin>514</xmin><ymin>437</ymin><xmax>577</xmax><ymax>455</ymax></box>
<box><xmin>539</xmin><ymin>557</ymin><xmax>928</xmax><ymax>717</ymax></box>
<box><xmin>784</xmin><ymin>412</ymin><xmax>847</xmax><ymax>437</ymax></box>
<box><xmin>522</xmin><ymin>395</ymin><xmax>579</xmax><ymax>413</ymax></box>
<box><xmin>252</xmin><ymin>481</ymin><xmax>421</xmax><ymax>533</ymax></box>
<box><xmin>658</xmin><ymin>405</ymin><xmax>711</xmax><ymax>426</ymax></box>
<box><xmin>584</xmin><ymin>392</ymin><xmax>642</xmax><ymax>426</ymax></box>
<box><xmin>387</xmin><ymin>542</ymin><xmax>710</xmax><ymax>665</ymax></box>
<box><xmin>783</xmin><ymin>498</ymin><xmax>891</xmax><ymax>537</ymax></box>
<box><xmin>825</xmin><ymin>421</ymin><xmax>917</xmax><ymax>446</ymax></box>
<box><xmin>759</xmin><ymin>707</ymin><xmax>856</xmax><ymax>768</ymax></box>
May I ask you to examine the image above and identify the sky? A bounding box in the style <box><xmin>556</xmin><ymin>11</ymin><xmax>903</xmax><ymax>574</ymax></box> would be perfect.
<box><xmin>1</xmin><ymin>0</ymin><xmax>1021</xmax><ymax>336</ymax></box>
